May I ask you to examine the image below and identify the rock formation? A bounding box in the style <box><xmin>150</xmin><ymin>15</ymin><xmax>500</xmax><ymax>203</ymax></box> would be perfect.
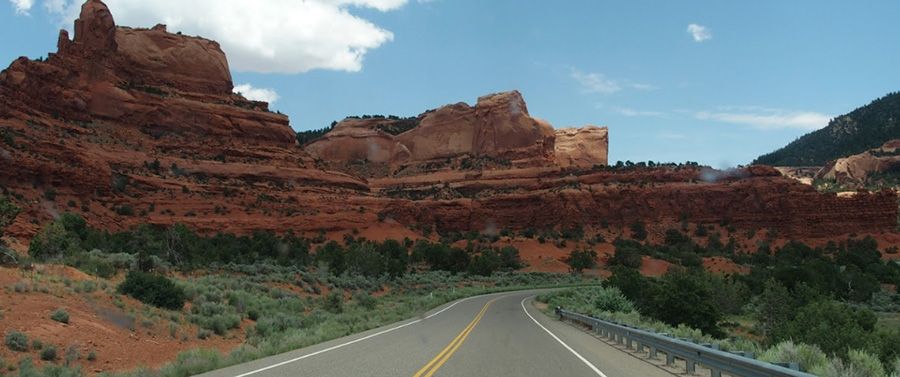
<box><xmin>305</xmin><ymin>91</ymin><xmax>580</xmax><ymax>170</ymax></box>
<box><xmin>554</xmin><ymin>126</ymin><xmax>609</xmax><ymax>168</ymax></box>
<box><xmin>0</xmin><ymin>0</ymin><xmax>282</xmax><ymax>144</ymax></box>
<box><xmin>816</xmin><ymin>140</ymin><xmax>900</xmax><ymax>183</ymax></box>
<box><xmin>0</xmin><ymin>0</ymin><xmax>895</xmax><ymax>244</ymax></box>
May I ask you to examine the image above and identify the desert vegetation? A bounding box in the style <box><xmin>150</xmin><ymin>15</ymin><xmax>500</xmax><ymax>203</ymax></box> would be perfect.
<box><xmin>0</xmin><ymin>213</ymin><xmax>594</xmax><ymax>377</ymax></box>
<box><xmin>539</xmin><ymin>233</ymin><xmax>900</xmax><ymax>376</ymax></box>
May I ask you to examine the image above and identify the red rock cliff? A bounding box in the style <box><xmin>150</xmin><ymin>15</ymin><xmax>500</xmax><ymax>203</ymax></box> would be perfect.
<box><xmin>0</xmin><ymin>0</ymin><xmax>895</xmax><ymax>245</ymax></box>
<box><xmin>305</xmin><ymin>91</ymin><xmax>567</xmax><ymax>168</ymax></box>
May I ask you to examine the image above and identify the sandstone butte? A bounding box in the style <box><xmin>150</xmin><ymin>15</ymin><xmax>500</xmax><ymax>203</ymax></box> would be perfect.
<box><xmin>0</xmin><ymin>0</ymin><xmax>897</xmax><ymax>246</ymax></box>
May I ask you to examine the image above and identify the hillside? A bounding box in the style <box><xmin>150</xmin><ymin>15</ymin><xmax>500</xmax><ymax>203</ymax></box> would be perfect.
<box><xmin>754</xmin><ymin>92</ymin><xmax>900</xmax><ymax>166</ymax></box>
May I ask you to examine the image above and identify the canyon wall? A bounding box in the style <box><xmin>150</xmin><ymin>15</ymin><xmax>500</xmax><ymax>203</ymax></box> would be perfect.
<box><xmin>0</xmin><ymin>0</ymin><xmax>895</xmax><ymax>244</ymax></box>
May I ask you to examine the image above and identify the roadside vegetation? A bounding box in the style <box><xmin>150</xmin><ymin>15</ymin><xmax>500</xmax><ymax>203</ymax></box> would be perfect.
<box><xmin>0</xmin><ymin>213</ymin><xmax>595</xmax><ymax>377</ymax></box>
<box><xmin>539</xmin><ymin>231</ymin><xmax>900</xmax><ymax>376</ymax></box>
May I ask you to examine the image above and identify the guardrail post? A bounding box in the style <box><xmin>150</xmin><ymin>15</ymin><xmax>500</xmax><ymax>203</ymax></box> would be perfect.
<box><xmin>665</xmin><ymin>353</ymin><xmax>674</xmax><ymax>366</ymax></box>
<box><xmin>686</xmin><ymin>360</ymin><xmax>696</xmax><ymax>374</ymax></box>
<box><xmin>710</xmin><ymin>369</ymin><xmax>721</xmax><ymax>377</ymax></box>
<box><xmin>648</xmin><ymin>346</ymin><xmax>657</xmax><ymax>359</ymax></box>
<box><xmin>626</xmin><ymin>337</ymin><xmax>633</xmax><ymax>349</ymax></box>
<box><xmin>636</xmin><ymin>341</ymin><xmax>644</xmax><ymax>353</ymax></box>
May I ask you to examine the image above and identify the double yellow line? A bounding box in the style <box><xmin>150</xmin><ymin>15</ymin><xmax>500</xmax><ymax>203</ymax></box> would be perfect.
<box><xmin>412</xmin><ymin>298</ymin><xmax>497</xmax><ymax>377</ymax></box>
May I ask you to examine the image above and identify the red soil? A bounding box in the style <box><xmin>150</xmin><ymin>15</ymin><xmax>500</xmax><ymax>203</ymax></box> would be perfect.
<box><xmin>0</xmin><ymin>266</ymin><xmax>239</xmax><ymax>375</ymax></box>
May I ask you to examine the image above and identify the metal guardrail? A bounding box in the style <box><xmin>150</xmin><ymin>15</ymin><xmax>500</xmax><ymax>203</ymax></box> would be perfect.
<box><xmin>556</xmin><ymin>307</ymin><xmax>816</xmax><ymax>377</ymax></box>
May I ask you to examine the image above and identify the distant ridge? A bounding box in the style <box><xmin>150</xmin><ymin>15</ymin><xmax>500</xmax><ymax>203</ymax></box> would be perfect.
<box><xmin>754</xmin><ymin>92</ymin><xmax>900</xmax><ymax>166</ymax></box>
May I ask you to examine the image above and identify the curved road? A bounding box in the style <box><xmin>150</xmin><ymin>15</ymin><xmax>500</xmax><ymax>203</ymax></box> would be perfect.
<box><xmin>198</xmin><ymin>291</ymin><xmax>674</xmax><ymax>377</ymax></box>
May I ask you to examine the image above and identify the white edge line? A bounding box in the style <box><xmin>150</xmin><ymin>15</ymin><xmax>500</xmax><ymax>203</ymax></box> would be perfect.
<box><xmin>232</xmin><ymin>295</ymin><xmax>477</xmax><ymax>377</ymax></box>
<box><xmin>521</xmin><ymin>297</ymin><xmax>609</xmax><ymax>377</ymax></box>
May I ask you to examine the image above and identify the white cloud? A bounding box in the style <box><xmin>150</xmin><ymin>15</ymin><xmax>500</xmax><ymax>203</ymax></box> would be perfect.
<box><xmin>695</xmin><ymin>108</ymin><xmax>831</xmax><ymax>130</ymax></box>
<box><xmin>657</xmin><ymin>132</ymin><xmax>687</xmax><ymax>140</ymax></box>
<box><xmin>42</xmin><ymin>0</ymin><xmax>65</xmax><ymax>13</ymax></box>
<box><xmin>234</xmin><ymin>83</ymin><xmax>279</xmax><ymax>103</ymax></box>
<box><xmin>35</xmin><ymin>0</ymin><xmax>407</xmax><ymax>74</ymax></box>
<box><xmin>9</xmin><ymin>0</ymin><xmax>34</xmax><ymax>14</ymax></box>
<box><xmin>629</xmin><ymin>83</ymin><xmax>657</xmax><ymax>91</ymax></box>
<box><xmin>571</xmin><ymin>69</ymin><xmax>656</xmax><ymax>95</ymax></box>
<box><xmin>571</xmin><ymin>70</ymin><xmax>620</xmax><ymax>94</ymax></box>
<box><xmin>687</xmin><ymin>23</ymin><xmax>712</xmax><ymax>42</ymax></box>
<box><xmin>613</xmin><ymin>107</ymin><xmax>663</xmax><ymax>117</ymax></box>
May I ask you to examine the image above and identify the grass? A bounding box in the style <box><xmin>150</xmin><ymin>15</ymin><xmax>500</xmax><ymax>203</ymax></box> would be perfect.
<box><xmin>876</xmin><ymin>312</ymin><xmax>900</xmax><ymax>332</ymax></box>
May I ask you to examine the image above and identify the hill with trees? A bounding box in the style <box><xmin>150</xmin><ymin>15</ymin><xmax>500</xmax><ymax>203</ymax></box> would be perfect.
<box><xmin>754</xmin><ymin>92</ymin><xmax>900</xmax><ymax>166</ymax></box>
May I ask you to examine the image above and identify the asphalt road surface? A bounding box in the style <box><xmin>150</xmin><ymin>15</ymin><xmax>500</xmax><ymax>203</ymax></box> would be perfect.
<box><xmin>198</xmin><ymin>290</ymin><xmax>675</xmax><ymax>377</ymax></box>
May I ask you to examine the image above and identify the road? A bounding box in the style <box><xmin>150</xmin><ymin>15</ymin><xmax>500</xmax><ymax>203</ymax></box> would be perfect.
<box><xmin>197</xmin><ymin>290</ymin><xmax>675</xmax><ymax>377</ymax></box>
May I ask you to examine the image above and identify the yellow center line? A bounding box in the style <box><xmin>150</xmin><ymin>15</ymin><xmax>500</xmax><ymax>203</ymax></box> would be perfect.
<box><xmin>412</xmin><ymin>298</ymin><xmax>496</xmax><ymax>377</ymax></box>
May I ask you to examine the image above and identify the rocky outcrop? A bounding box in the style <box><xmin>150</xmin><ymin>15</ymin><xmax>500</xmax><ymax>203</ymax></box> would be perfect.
<box><xmin>0</xmin><ymin>0</ymin><xmax>895</xmax><ymax>244</ymax></box>
<box><xmin>378</xmin><ymin>167</ymin><xmax>898</xmax><ymax>238</ymax></box>
<box><xmin>554</xmin><ymin>126</ymin><xmax>609</xmax><ymax>168</ymax></box>
<box><xmin>305</xmin><ymin>91</ymin><xmax>561</xmax><ymax>168</ymax></box>
<box><xmin>399</xmin><ymin>91</ymin><xmax>555</xmax><ymax>162</ymax></box>
<box><xmin>0</xmin><ymin>0</ymin><xmax>283</xmax><ymax>145</ymax></box>
<box><xmin>304</xmin><ymin>118</ymin><xmax>412</xmax><ymax>164</ymax></box>
<box><xmin>816</xmin><ymin>140</ymin><xmax>900</xmax><ymax>183</ymax></box>
<box><xmin>73</xmin><ymin>0</ymin><xmax>117</xmax><ymax>53</ymax></box>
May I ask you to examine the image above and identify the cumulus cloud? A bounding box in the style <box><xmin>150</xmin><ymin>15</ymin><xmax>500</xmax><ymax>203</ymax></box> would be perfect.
<box><xmin>695</xmin><ymin>108</ymin><xmax>831</xmax><ymax>130</ymax></box>
<box><xmin>233</xmin><ymin>83</ymin><xmax>279</xmax><ymax>103</ymax></box>
<box><xmin>8</xmin><ymin>0</ymin><xmax>34</xmax><ymax>14</ymax></box>
<box><xmin>687</xmin><ymin>23</ymin><xmax>712</xmax><ymax>42</ymax></box>
<box><xmin>32</xmin><ymin>0</ymin><xmax>408</xmax><ymax>74</ymax></box>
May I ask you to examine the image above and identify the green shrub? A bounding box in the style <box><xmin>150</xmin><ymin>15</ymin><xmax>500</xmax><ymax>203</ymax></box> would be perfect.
<box><xmin>539</xmin><ymin>286</ymin><xmax>635</xmax><ymax>316</ymax></box>
<box><xmin>0</xmin><ymin>195</ymin><xmax>19</xmax><ymax>236</ymax></box>
<box><xmin>812</xmin><ymin>350</ymin><xmax>887</xmax><ymax>377</ymax></box>
<box><xmin>759</xmin><ymin>341</ymin><xmax>828</xmax><ymax>372</ymax></box>
<box><xmin>253</xmin><ymin>314</ymin><xmax>303</xmax><ymax>338</ymax></box>
<box><xmin>324</xmin><ymin>291</ymin><xmax>343</xmax><ymax>313</ymax></box>
<box><xmin>593</xmin><ymin>287</ymin><xmax>635</xmax><ymax>313</ymax></box>
<box><xmin>28</xmin><ymin>221</ymin><xmax>81</xmax><ymax>261</ymax></box>
<box><xmin>778</xmin><ymin>300</ymin><xmax>878</xmax><ymax>359</ymax></box>
<box><xmin>4</xmin><ymin>331</ymin><xmax>28</xmax><ymax>352</ymax></box>
<box><xmin>353</xmin><ymin>291</ymin><xmax>377</xmax><ymax>310</ymax></box>
<box><xmin>114</xmin><ymin>205</ymin><xmax>134</xmax><ymax>216</ymax></box>
<box><xmin>564</xmin><ymin>248</ymin><xmax>597</xmax><ymax>273</ymax></box>
<box><xmin>117</xmin><ymin>271</ymin><xmax>185</xmax><ymax>310</ymax></box>
<box><xmin>847</xmin><ymin>349</ymin><xmax>886</xmax><ymax>377</ymax></box>
<box><xmin>50</xmin><ymin>308</ymin><xmax>70</xmax><ymax>324</ymax></box>
<box><xmin>609</xmin><ymin>243</ymin><xmax>642</xmax><ymax>269</ymax></box>
<box><xmin>87</xmin><ymin>350</ymin><xmax>96</xmax><ymax>361</ymax></box>
<box><xmin>197</xmin><ymin>329</ymin><xmax>212</xmax><ymax>340</ymax></box>
<box><xmin>40</xmin><ymin>345</ymin><xmax>57</xmax><ymax>361</ymax></box>
<box><xmin>629</xmin><ymin>221</ymin><xmax>648</xmax><ymax>240</ymax></box>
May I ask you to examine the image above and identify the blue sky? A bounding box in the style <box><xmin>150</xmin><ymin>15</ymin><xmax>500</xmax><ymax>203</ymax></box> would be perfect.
<box><xmin>3</xmin><ymin>0</ymin><xmax>899</xmax><ymax>167</ymax></box>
